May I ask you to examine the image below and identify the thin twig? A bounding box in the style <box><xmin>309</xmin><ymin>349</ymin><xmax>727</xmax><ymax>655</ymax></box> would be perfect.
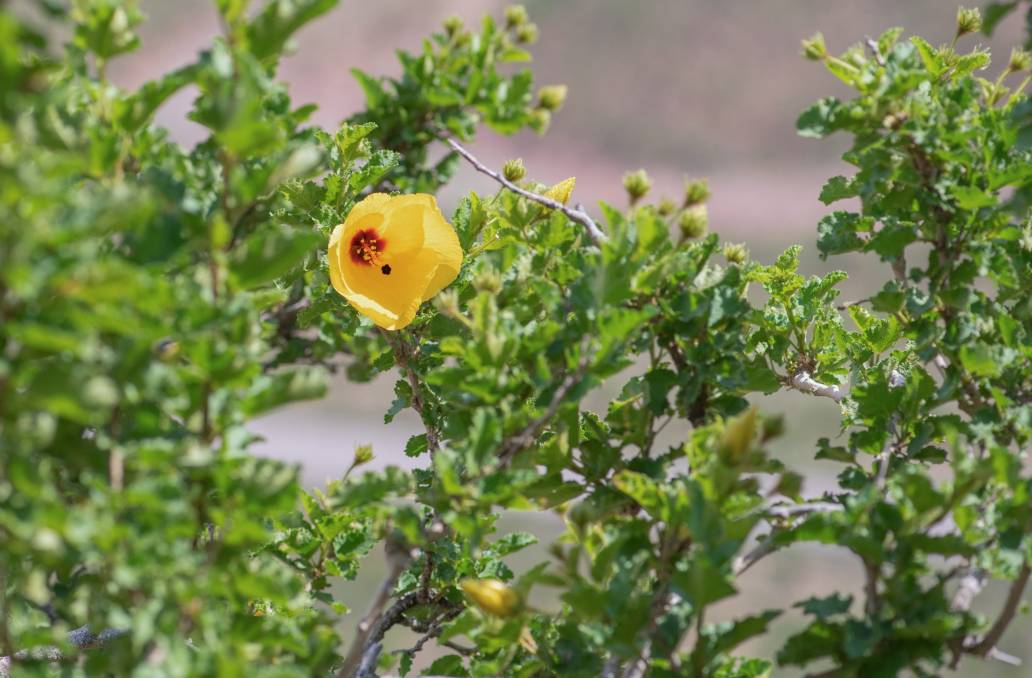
<box><xmin>951</xmin><ymin>569</ymin><xmax>987</xmax><ymax>613</ymax></box>
<box><xmin>733</xmin><ymin>502</ymin><xmax>844</xmax><ymax>575</ymax></box>
<box><xmin>445</xmin><ymin>138</ymin><xmax>607</xmax><ymax>245</ymax></box>
<box><xmin>965</xmin><ymin>562</ymin><xmax>1031</xmax><ymax>657</ymax></box>
<box><xmin>865</xmin><ymin>37</ymin><xmax>887</xmax><ymax>67</ymax></box>
<box><xmin>0</xmin><ymin>626</ymin><xmax>128</xmax><ymax>676</ymax></box>
<box><xmin>381</xmin><ymin>330</ymin><xmax>440</xmax><ymax>455</ymax></box>
<box><xmin>497</xmin><ymin>356</ymin><xmax>591</xmax><ymax>464</ymax></box>
<box><xmin>337</xmin><ymin>547</ymin><xmax>412</xmax><ymax>677</ymax></box>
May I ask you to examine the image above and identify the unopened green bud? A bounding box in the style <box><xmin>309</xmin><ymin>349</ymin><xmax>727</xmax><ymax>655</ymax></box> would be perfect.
<box><xmin>537</xmin><ymin>85</ymin><xmax>567</xmax><ymax>112</ymax></box>
<box><xmin>434</xmin><ymin>289</ymin><xmax>462</xmax><ymax>319</ymax></box>
<box><xmin>352</xmin><ymin>444</ymin><xmax>374</xmax><ymax>467</ymax></box>
<box><xmin>1008</xmin><ymin>47</ymin><xmax>1032</xmax><ymax>72</ymax></box>
<box><xmin>657</xmin><ymin>198</ymin><xmax>677</xmax><ymax>216</ymax></box>
<box><xmin>443</xmin><ymin>15</ymin><xmax>463</xmax><ymax>37</ymax></box>
<box><xmin>502</xmin><ymin>157</ymin><xmax>526</xmax><ymax>182</ymax></box>
<box><xmin>801</xmin><ymin>32</ymin><xmax>827</xmax><ymax>61</ymax></box>
<box><xmin>516</xmin><ymin>22</ymin><xmax>538</xmax><ymax>44</ymax></box>
<box><xmin>723</xmin><ymin>242</ymin><xmax>748</xmax><ymax>265</ymax></box>
<box><xmin>474</xmin><ymin>268</ymin><xmax>502</xmax><ymax>295</ymax></box>
<box><xmin>504</xmin><ymin>4</ymin><xmax>528</xmax><ymax>28</ymax></box>
<box><xmin>528</xmin><ymin>108</ymin><xmax>551</xmax><ymax>134</ymax></box>
<box><xmin>956</xmin><ymin>6</ymin><xmax>982</xmax><ymax>37</ymax></box>
<box><xmin>683</xmin><ymin>177</ymin><xmax>710</xmax><ymax>206</ymax></box>
<box><xmin>678</xmin><ymin>205</ymin><xmax>708</xmax><ymax>239</ymax></box>
<box><xmin>622</xmin><ymin>169</ymin><xmax>651</xmax><ymax>205</ymax></box>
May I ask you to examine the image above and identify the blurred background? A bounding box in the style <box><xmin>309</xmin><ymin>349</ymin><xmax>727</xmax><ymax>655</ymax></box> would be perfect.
<box><xmin>100</xmin><ymin>1</ymin><xmax>1029</xmax><ymax>674</ymax></box>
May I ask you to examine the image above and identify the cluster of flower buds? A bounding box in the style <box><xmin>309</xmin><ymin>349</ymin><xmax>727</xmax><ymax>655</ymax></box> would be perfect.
<box><xmin>504</xmin><ymin>4</ymin><xmax>537</xmax><ymax>43</ymax></box>
<box><xmin>677</xmin><ymin>177</ymin><xmax>710</xmax><ymax>240</ymax></box>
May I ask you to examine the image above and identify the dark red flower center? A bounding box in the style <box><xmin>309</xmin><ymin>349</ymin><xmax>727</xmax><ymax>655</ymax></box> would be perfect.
<box><xmin>349</xmin><ymin>229</ymin><xmax>387</xmax><ymax>266</ymax></box>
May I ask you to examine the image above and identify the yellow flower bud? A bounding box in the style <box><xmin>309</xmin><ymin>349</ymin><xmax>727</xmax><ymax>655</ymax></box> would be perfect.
<box><xmin>460</xmin><ymin>578</ymin><xmax>521</xmax><ymax>617</ymax></box>
<box><xmin>683</xmin><ymin>177</ymin><xmax>710</xmax><ymax>207</ymax></box>
<box><xmin>504</xmin><ymin>4</ymin><xmax>528</xmax><ymax>28</ymax></box>
<box><xmin>656</xmin><ymin>198</ymin><xmax>677</xmax><ymax>217</ymax></box>
<box><xmin>537</xmin><ymin>85</ymin><xmax>568</xmax><ymax>112</ymax></box>
<box><xmin>956</xmin><ymin>6</ymin><xmax>982</xmax><ymax>37</ymax></box>
<box><xmin>622</xmin><ymin>169</ymin><xmax>651</xmax><ymax>205</ymax></box>
<box><xmin>723</xmin><ymin>242</ymin><xmax>748</xmax><ymax>265</ymax></box>
<box><xmin>678</xmin><ymin>205</ymin><xmax>708</xmax><ymax>239</ymax></box>
<box><xmin>720</xmin><ymin>406</ymin><xmax>757</xmax><ymax>464</ymax></box>
<box><xmin>543</xmin><ymin>176</ymin><xmax>576</xmax><ymax>205</ymax></box>
<box><xmin>503</xmin><ymin>157</ymin><xmax>526</xmax><ymax>182</ymax></box>
<box><xmin>516</xmin><ymin>22</ymin><xmax>538</xmax><ymax>45</ymax></box>
<box><xmin>801</xmin><ymin>32</ymin><xmax>827</xmax><ymax>61</ymax></box>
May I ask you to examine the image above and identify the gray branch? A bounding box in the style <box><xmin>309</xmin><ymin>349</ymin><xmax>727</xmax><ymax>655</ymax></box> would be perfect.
<box><xmin>0</xmin><ymin>626</ymin><xmax>127</xmax><ymax>677</ymax></box>
<box><xmin>787</xmin><ymin>371</ymin><xmax>845</xmax><ymax>401</ymax></box>
<box><xmin>445</xmin><ymin>138</ymin><xmax>608</xmax><ymax>246</ymax></box>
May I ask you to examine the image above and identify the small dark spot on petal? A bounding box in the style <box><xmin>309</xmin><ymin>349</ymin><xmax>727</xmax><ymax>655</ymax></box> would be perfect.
<box><xmin>381</xmin><ymin>264</ymin><xmax>392</xmax><ymax>275</ymax></box>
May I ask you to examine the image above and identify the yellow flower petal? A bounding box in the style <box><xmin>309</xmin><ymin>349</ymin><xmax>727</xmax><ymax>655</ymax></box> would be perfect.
<box><xmin>328</xmin><ymin>193</ymin><xmax>464</xmax><ymax>330</ymax></box>
<box><xmin>542</xmin><ymin>177</ymin><xmax>576</xmax><ymax>205</ymax></box>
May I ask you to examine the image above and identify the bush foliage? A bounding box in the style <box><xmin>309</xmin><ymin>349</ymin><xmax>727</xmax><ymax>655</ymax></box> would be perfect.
<box><xmin>1</xmin><ymin>1</ymin><xmax>1030</xmax><ymax>676</ymax></box>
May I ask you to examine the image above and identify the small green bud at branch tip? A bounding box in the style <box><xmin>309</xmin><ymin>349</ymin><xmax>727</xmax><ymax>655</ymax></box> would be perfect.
<box><xmin>623</xmin><ymin>169</ymin><xmax>651</xmax><ymax>205</ymax></box>
<box><xmin>956</xmin><ymin>6</ymin><xmax>981</xmax><ymax>38</ymax></box>
<box><xmin>502</xmin><ymin>158</ymin><xmax>526</xmax><ymax>182</ymax></box>
<box><xmin>801</xmin><ymin>32</ymin><xmax>827</xmax><ymax>61</ymax></box>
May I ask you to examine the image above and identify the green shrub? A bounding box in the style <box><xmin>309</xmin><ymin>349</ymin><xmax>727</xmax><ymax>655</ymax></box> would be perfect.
<box><xmin>0</xmin><ymin>2</ymin><xmax>1029</xmax><ymax>676</ymax></box>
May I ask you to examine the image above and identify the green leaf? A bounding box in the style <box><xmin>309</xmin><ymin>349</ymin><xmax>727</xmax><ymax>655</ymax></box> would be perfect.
<box><xmin>350</xmin><ymin>68</ymin><xmax>386</xmax><ymax>108</ymax></box>
<box><xmin>818</xmin><ymin>175</ymin><xmax>858</xmax><ymax>205</ymax></box>
<box><xmin>816</xmin><ymin>211</ymin><xmax>870</xmax><ymax>257</ymax></box>
<box><xmin>247</xmin><ymin>0</ymin><xmax>340</xmax><ymax>63</ymax></box>
<box><xmin>242</xmin><ymin>367</ymin><xmax>328</xmax><ymax>416</ymax></box>
<box><xmin>423</xmin><ymin>655</ymin><xmax>466</xmax><ymax>677</ymax></box>
<box><xmin>612</xmin><ymin>471</ymin><xmax>665</xmax><ymax>519</ymax></box>
<box><xmin>797</xmin><ymin>97</ymin><xmax>845</xmax><ymax>139</ymax></box>
<box><xmin>951</xmin><ymin>185</ymin><xmax>996</xmax><ymax>210</ymax></box>
<box><xmin>349</xmin><ymin>149</ymin><xmax>401</xmax><ymax>191</ymax></box>
<box><xmin>795</xmin><ymin>593</ymin><xmax>853</xmax><ymax>620</ymax></box>
<box><xmin>115</xmin><ymin>63</ymin><xmax>199</xmax><ymax>133</ymax></box>
<box><xmin>231</xmin><ymin>225</ymin><xmax>323</xmax><ymax>289</ymax></box>
<box><xmin>489</xmin><ymin>532</ymin><xmax>538</xmax><ymax>556</ymax></box>
<box><xmin>959</xmin><ymin>343</ymin><xmax>1002</xmax><ymax>377</ymax></box>
<box><xmin>910</xmin><ymin>36</ymin><xmax>943</xmax><ymax>76</ymax></box>
<box><xmin>404</xmin><ymin>434</ymin><xmax>428</xmax><ymax>458</ymax></box>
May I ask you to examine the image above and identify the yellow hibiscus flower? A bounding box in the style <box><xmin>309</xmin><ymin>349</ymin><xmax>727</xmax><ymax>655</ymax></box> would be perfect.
<box><xmin>328</xmin><ymin>193</ymin><xmax>463</xmax><ymax>330</ymax></box>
